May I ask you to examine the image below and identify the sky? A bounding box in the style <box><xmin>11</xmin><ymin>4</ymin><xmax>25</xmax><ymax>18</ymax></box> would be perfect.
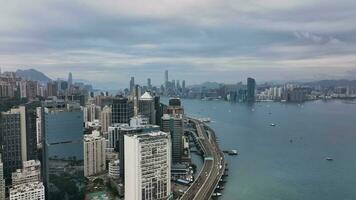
<box><xmin>0</xmin><ymin>0</ymin><xmax>356</xmax><ymax>89</ymax></box>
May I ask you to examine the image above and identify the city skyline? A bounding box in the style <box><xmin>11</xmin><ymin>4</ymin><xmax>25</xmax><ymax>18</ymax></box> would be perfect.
<box><xmin>0</xmin><ymin>0</ymin><xmax>356</xmax><ymax>89</ymax></box>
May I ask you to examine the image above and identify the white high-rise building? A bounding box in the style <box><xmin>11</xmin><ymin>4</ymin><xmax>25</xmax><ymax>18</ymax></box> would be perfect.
<box><xmin>36</xmin><ymin>107</ymin><xmax>42</xmax><ymax>147</ymax></box>
<box><xmin>125</xmin><ymin>131</ymin><xmax>171</xmax><ymax>200</ymax></box>
<box><xmin>0</xmin><ymin>154</ymin><xmax>5</xmax><ymax>200</ymax></box>
<box><xmin>9</xmin><ymin>181</ymin><xmax>45</xmax><ymax>200</ymax></box>
<box><xmin>83</xmin><ymin>132</ymin><xmax>106</xmax><ymax>177</ymax></box>
<box><xmin>12</xmin><ymin>160</ymin><xmax>41</xmax><ymax>186</ymax></box>
<box><xmin>100</xmin><ymin>106</ymin><xmax>112</xmax><ymax>134</ymax></box>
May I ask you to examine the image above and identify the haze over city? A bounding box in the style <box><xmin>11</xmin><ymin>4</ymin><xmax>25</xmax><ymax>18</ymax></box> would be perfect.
<box><xmin>1</xmin><ymin>0</ymin><xmax>356</xmax><ymax>89</ymax></box>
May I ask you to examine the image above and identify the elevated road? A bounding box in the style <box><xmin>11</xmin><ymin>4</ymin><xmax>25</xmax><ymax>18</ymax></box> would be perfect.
<box><xmin>180</xmin><ymin>117</ymin><xmax>226</xmax><ymax>200</ymax></box>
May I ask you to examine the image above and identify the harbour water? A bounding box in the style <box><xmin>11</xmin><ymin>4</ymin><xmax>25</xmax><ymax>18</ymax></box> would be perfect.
<box><xmin>164</xmin><ymin>98</ymin><xmax>356</xmax><ymax>200</ymax></box>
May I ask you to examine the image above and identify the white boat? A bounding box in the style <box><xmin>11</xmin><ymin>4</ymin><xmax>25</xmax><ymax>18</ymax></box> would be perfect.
<box><xmin>212</xmin><ymin>193</ymin><xmax>222</xmax><ymax>197</ymax></box>
<box><xmin>270</xmin><ymin>123</ymin><xmax>276</xmax><ymax>127</ymax></box>
<box><xmin>325</xmin><ymin>157</ymin><xmax>333</xmax><ymax>161</ymax></box>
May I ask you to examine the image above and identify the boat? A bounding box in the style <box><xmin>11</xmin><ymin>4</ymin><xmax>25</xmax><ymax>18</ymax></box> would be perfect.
<box><xmin>228</xmin><ymin>150</ymin><xmax>238</xmax><ymax>155</ymax></box>
<box><xmin>212</xmin><ymin>193</ymin><xmax>222</xmax><ymax>197</ymax></box>
<box><xmin>270</xmin><ymin>123</ymin><xmax>276</xmax><ymax>127</ymax></box>
<box><xmin>223</xmin><ymin>150</ymin><xmax>238</xmax><ymax>155</ymax></box>
<box><xmin>325</xmin><ymin>157</ymin><xmax>334</xmax><ymax>161</ymax></box>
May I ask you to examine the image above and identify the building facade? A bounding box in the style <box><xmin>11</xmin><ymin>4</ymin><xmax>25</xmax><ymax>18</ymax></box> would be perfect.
<box><xmin>125</xmin><ymin>131</ymin><xmax>171</xmax><ymax>200</ymax></box>
<box><xmin>161</xmin><ymin>114</ymin><xmax>183</xmax><ymax>163</ymax></box>
<box><xmin>9</xmin><ymin>181</ymin><xmax>45</xmax><ymax>200</ymax></box>
<box><xmin>12</xmin><ymin>160</ymin><xmax>41</xmax><ymax>186</ymax></box>
<box><xmin>83</xmin><ymin>133</ymin><xmax>106</xmax><ymax>177</ymax></box>
<box><xmin>139</xmin><ymin>92</ymin><xmax>156</xmax><ymax>125</ymax></box>
<box><xmin>111</xmin><ymin>97</ymin><xmax>134</xmax><ymax>124</ymax></box>
<box><xmin>100</xmin><ymin>106</ymin><xmax>112</xmax><ymax>134</ymax></box>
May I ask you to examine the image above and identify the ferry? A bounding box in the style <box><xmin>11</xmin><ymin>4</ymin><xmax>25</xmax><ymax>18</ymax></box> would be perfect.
<box><xmin>270</xmin><ymin>123</ymin><xmax>276</xmax><ymax>127</ymax></box>
<box><xmin>223</xmin><ymin>150</ymin><xmax>238</xmax><ymax>155</ymax></box>
<box><xmin>325</xmin><ymin>157</ymin><xmax>334</xmax><ymax>161</ymax></box>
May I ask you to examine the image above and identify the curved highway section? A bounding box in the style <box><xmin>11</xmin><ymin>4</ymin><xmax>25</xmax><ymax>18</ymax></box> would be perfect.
<box><xmin>180</xmin><ymin>117</ymin><xmax>226</xmax><ymax>200</ymax></box>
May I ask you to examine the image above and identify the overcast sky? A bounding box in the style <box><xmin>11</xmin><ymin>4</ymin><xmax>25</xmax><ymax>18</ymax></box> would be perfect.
<box><xmin>1</xmin><ymin>0</ymin><xmax>356</xmax><ymax>89</ymax></box>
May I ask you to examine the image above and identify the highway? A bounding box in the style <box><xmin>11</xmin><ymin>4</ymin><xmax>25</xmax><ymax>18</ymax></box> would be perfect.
<box><xmin>180</xmin><ymin>117</ymin><xmax>226</xmax><ymax>200</ymax></box>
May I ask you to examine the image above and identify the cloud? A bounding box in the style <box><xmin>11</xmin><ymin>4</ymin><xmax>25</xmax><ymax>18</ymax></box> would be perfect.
<box><xmin>0</xmin><ymin>0</ymin><xmax>356</xmax><ymax>89</ymax></box>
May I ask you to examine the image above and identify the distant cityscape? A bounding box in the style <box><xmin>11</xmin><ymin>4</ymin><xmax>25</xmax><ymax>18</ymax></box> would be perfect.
<box><xmin>0</xmin><ymin>68</ymin><xmax>356</xmax><ymax>200</ymax></box>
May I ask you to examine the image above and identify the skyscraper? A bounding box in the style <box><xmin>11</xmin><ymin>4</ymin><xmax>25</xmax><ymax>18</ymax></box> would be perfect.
<box><xmin>165</xmin><ymin>70</ymin><xmax>168</xmax><ymax>88</ymax></box>
<box><xmin>125</xmin><ymin>131</ymin><xmax>171</xmax><ymax>200</ymax></box>
<box><xmin>161</xmin><ymin>114</ymin><xmax>183</xmax><ymax>163</ymax></box>
<box><xmin>0</xmin><ymin>107</ymin><xmax>27</xmax><ymax>184</ymax></box>
<box><xmin>100</xmin><ymin>105</ymin><xmax>112</xmax><ymax>134</ymax></box>
<box><xmin>139</xmin><ymin>92</ymin><xmax>156</xmax><ymax>124</ymax></box>
<box><xmin>129</xmin><ymin>77</ymin><xmax>135</xmax><ymax>94</ymax></box>
<box><xmin>83</xmin><ymin>132</ymin><xmax>106</xmax><ymax>177</ymax></box>
<box><xmin>111</xmin><ymin>97</ymin><xmax>134</xmax><ymax>124</ymax></box>
<box><xmin>247</xmin><ymin>77</ymin><xmax>256</xmax><ymax>102</ymax></box>
<box><xmin>0</xmin><ymin>154</ymin><xmax>5</xmax><ymax>200</ymax></box>
<box><xmin>42</xmin><ymin>102</ymin><xmax>83</xmax><ymax>193</ymax></box>
<box><xmin>108</xmin><ymin>121</ymin><xmax>160</xmax><ymax>183</ymax></box>
<box><xmin>147</xmin><ymin>78</ymin><xmax>152</xmax><ymax>90</ymax></box>
<box><xmin>68</xmin><ymin>72</ymin><xmax>72</xmax><ymax>89</ymax></box>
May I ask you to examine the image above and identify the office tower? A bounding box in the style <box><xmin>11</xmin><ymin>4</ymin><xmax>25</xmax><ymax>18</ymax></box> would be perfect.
<box><xmin>24</xmin><ymin>104</ymin><xmax>38</xmax><ymax>161</ymax></box>
<box><xmin>108</xmin><ymin>160</ymin><xmax>120</xmax><ymax>180</ymax></box>
<box><xmin>0</xmin><ymin>154</ymin><xmax>5</xmax><ymax>200</ymax></box>
<box><xmin>0</xmin><ymin>107</ymin><xmax>27</xmax><ymax>184</ymax></box>
<box><xmin>154</xmin><ymin>96</ymin><xmax>162</xmax><ymax>126</ymax></box>
<box><xmin>83</xmin><ymin>132</ymin><xmax>106</xmax><ymax>177</ymax></box>
<box><xmin>247</xmin><ymin>77</ymin><xmax>256</xmax><ymax>102</ymax></box>
<box><xmin>108</xmin><ymin>122</ymin><xmax>160</xmax><ymax>182</ymax></box>
<box><xmin>46</xmin><ymin>82</ymin><xmax>58</xmax><ymax>97</ymax></box>
<box><xmin>161</xmin><ymin>114</ymin><xmax>183</xmax><ymax>163</ymax></box>
<box><xmin>129</xmin><ymin>77</ymin><xmax>135</xmax><ymax>94</ymax></box>
<box><xmin>42</xmin><ymin>102</ymin><xmax>83</xmax><ymax>192</ymax></box>
<box><xmin>176</xmin><ymin>80</ymin><xmax>180</xmax><ymax>90</ymax></box>
<box><xmin>165</xmin><ymin>70</ymin><xmax>168</xmax><ymax>88</ymax></box>
<box><xmin>68</xmin><ymin>72</ymin><xmax>72</xmax><ymax>89</ymax></box>
<box><xmin>182</xmin><ymin>80</ymin><xmax>186</xmax><ymax>91</ymax></box>
<box><xmin>111</xmin><ymin>97</ymin><xmax>134</xmax><ymax>124</ymax></box>
<box><xmin>12</xmin><ymin>160</ymin><xmax>41</xmax><ymax>186</ymax></box>
<box><xmin>147</xmin><ymin>78</ymin><xmax>152</xmax><ymax>90</ymax></box>
<box><xmin>100</xmin><ymin>106</ymin><xmax>112</xmax><ymax>134</ymax></box>
<box><xmin>167</xmin><ymin>98</ymin><xmax>184</xmax><ymax>115</ymax></box>
<box><xmin>125</xmin><ymin>131</ymin><xmax>171</xmax><ymax>200</ymax></box>
<box><xmin>139</xmin><ymin>92</ymin><xmax>156</xmax><ymax>124</ymax></box>
<box><xmin>9</xmin><ymin>181</ymin><xmax>45</xmax><ymax>200</ymax></box>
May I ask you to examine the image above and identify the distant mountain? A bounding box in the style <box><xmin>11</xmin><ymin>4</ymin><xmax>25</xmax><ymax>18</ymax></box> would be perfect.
<box><xmin>16</xmin><ymin>69</ymin><xmax>52</xmax><ymax>83</ymax></box>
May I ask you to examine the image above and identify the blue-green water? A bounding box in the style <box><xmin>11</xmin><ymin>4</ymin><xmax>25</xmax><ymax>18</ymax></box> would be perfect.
<box><xmin>167</xmin><ymin>98</ymin><xmax>356</xmax><ymax>200</ymax></box>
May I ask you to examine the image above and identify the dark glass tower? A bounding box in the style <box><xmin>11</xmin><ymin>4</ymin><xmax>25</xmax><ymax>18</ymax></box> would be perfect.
<box><xmin>247</xmin><ymin>77</ymin><xmax>256</xmax><ymax>102</ymax></box>
<box><xmin>111</xmin><ymin>97</ymin><xmax>134</xmax><ymax>124</ymax></box>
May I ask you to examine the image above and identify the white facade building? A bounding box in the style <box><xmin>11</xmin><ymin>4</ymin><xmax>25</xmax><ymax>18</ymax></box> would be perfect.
<box><xmin>108</xmin><ymin>160</ymin><xmax>120</xmax><ymax>179</ymax></box>
<box><xmin>84</xmin><ymin>132</ymin><xmax>106</xmax><ymax>177</ymax></box>
<box><xmin>125</xmin><ymin>131</ymin><xmax>171</xmax><ymax>200</ymax></box>
<box><xmin>100</xmin><ymin>106</ymin><xmax>112</xmax><ymax>134</ymax></box>
<box><xmin>12</xmin><ymin>160</ymin><xmax>41</xmax><ymax>186</ymax></box>
<box><xmin>0</xmin><ymin>154</ymin><xmax>5</xmax><ymax>200</ymax></box>
<box><xmin>9</xmin><ymin>181</ymin><xmax>45</xmax><ymax>200</ymax></box>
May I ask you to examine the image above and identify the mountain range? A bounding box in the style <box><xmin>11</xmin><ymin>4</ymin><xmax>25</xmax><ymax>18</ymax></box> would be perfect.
<box><xmin>16</xmin><ymin>69</ymin><xmax>52</xmax><ymax>83</ymax></box>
